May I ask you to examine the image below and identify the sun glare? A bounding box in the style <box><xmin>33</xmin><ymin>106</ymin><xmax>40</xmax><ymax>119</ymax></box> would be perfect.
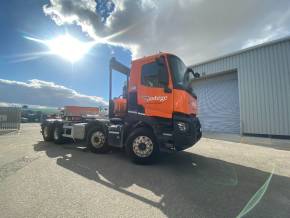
<box><xmin>46</xmin><ymin>35</ymin><xmax>95</xmax><ymax>62</ymax></box>
<box><xmin>25</xmin><ymin>34</ymin><xmax>96</xmax><ymax>63</ymax></box>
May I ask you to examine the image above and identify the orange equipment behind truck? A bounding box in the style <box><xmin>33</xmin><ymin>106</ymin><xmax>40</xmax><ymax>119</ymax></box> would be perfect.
<box><xmin>63</xmin><ymin>106</ymin><xmax>99</xmax><ymax>117</ymax></box>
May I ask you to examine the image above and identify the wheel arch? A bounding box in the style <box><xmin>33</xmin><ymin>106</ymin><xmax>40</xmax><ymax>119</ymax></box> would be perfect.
<box><xmin>123</xmin><ymin>121</ymin><xmax>156</xmax><ymax>145</ymax></box>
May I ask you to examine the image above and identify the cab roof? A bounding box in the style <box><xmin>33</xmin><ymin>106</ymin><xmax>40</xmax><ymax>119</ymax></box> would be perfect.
<box><xmin>132</xmin><ymin>52</ymin><xmax>174</xmax><ymax>63</ymax></box>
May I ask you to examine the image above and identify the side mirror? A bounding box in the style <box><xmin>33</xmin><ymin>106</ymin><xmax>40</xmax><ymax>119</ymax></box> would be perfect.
<box><xmin>194</xmin><ymin>72</ymin><xmax>200</xmax><ymax>78</ymax></box>
<box><xmin>187</xmin><ymin>68</ymin><xmax>200</xmax><ymax>78</ymax></box>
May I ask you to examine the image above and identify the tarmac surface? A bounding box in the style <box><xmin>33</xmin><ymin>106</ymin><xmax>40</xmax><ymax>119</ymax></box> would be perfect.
<box><xmin>0</xmin><ymin>123</ymin><xmax>290</xmax><ymax>218</ymax></box>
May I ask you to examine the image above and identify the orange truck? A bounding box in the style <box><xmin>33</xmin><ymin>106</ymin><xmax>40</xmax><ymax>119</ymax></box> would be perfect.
<box><xmin>41</xmin><ymin>53</ymin><xmax>202</xmax><ymax>163</ymax></box>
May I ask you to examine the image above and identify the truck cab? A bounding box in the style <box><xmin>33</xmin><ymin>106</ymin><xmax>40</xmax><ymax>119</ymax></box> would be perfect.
<box><xmin>110</xmin><ymin>53</ymin><xmax>201</xmax><ymax>152</ymax></box>
<box><xmin>41</xmin><ymin>53</ymin><xmax>202</xmax><ymax>164</ymax></box>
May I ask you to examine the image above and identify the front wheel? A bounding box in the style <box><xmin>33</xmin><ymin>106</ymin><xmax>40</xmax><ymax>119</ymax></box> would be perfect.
<box><xmin>86</xmin><ymin>127</ymin><xmax>110</xmax><ymax>153</ymax></box>
<box><xmin>126</xmin><ymin>127</ymin><xmax>159</xmax><ymax>164</ymax></box>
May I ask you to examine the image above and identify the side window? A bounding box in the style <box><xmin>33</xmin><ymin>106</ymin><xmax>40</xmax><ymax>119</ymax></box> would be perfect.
<box><xmin>141</xmin><ymin>61</ymin><xmax>167</xmax><ymax>87</ymax></box>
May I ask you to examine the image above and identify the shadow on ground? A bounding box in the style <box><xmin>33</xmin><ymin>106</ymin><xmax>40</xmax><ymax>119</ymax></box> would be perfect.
<box><xmin>34</xmin><ymin>141</ymin><xmax>290</xmax><ymax>218</ymax></box>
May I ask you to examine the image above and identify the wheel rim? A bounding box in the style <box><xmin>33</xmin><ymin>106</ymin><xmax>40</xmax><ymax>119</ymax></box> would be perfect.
<box><xmin>43</xmin><ymin>127</ymin><xmax>49</xmax><ymax>138</ymax></box>
<box><xmin>91</xmin><ymin>131</ymin><xmax>105</xmax><ymax>148</ymax></box>
<box><xmin>132</xmin><ymin>136</ymin><xmax>154</xmax><ymax>158</ymax></box>
<box><xmin>54</xmin><ymin>128</ymin><xmax>59</xmax><ymax>140</ymax></box>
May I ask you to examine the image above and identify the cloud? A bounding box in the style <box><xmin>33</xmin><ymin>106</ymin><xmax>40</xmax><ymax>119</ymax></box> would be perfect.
<box><xmin>43</xmin><ymin>0</ymin><xmax>290</xmax><ymax>64</ymax></box>
<box><xmin>0</xmin><ymin>79</ymin><xmax>108</xmax><ymax>107</ymax></box>
<box><xmin>242</xmin><ymin>9</ymin><xmax>290</xmax><ymax>49</ymax></box>
<box><xmin>0</xmin><ymin>102</ymin><xmax>56</xmax><ymax>109</ymax></box>
<box><xmin>0</xmin><ymin>102</ymin><xmax>18</xmax><ymax>107</ymax></box>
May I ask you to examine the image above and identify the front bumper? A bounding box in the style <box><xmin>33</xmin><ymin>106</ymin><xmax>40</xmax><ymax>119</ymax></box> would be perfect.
<box><xmin>173</xmin><ymin>115</ymin><xmax>202</xmax><ymax>151</ymax></box>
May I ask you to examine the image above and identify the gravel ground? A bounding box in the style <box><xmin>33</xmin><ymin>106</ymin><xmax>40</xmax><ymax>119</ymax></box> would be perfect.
<box><xmin>0</xmin><ymin>123</ymin><xmax>290</xmax><ymax>218</ymax></box>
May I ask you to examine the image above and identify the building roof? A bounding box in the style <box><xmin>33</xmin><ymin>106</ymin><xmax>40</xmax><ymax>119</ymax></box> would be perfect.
<box><xmin>190</xmin><ymin>35</ymin><xmax>290</xmax><ymax>67</ymax></box>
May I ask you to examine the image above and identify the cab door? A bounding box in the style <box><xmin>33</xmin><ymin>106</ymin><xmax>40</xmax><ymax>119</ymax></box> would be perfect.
<box><xmin>137</xmin><ymin>55</ymin><xmax>173</xmax><ymax>119</ymax></box>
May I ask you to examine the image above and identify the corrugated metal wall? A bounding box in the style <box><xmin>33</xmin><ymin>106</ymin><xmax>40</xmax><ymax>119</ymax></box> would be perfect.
<box><xmin>0</xmin><ymin>107</ymin><xmax>21</xmax><ymax>130</ymax></box>
<box><xmin>192</xmin><ymin>39</ymin><xmax>290</xmax><ymax>136</ymax></box>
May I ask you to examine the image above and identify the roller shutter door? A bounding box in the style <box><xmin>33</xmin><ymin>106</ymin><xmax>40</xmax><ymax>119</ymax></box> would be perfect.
<box><xmin>192</xmin><ymin>72</ymin><xmax>240</xmax><ymax>134</ymax></box>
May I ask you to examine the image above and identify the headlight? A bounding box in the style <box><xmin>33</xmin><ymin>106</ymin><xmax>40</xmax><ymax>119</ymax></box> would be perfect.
<box><xmin>176</xmin><ymin>122</ymin><xmax>188</xmax><ymax>132</ymax></box>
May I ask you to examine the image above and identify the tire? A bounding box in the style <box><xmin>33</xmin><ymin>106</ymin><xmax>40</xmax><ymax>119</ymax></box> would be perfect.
<box><xmin>86</xmin><ymin>127</ymin><xmax>110</xmax><ymax>153</ymax></box>
<box><xmin>125</xmin><ymin>127</ymin><xmax>159</xmax><ymax>164</ymax></box>
<box><xmin>42</xmin><ymin>124</ymin><xmax>54</xmax><ymax>142</ymax></box>
<box><xmin>53</xmin><ymin>124</ymin><xmax>65</xmax><ymax>144</ymax></box>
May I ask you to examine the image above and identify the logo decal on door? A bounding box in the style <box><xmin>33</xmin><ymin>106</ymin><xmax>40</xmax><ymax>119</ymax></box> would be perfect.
<box><xmin>142</xmin><ymin>96</ymin><xmax>168</xmax><ymax>103</ymax></box>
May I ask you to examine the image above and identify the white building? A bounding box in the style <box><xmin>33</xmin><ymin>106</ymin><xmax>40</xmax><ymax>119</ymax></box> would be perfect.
<box><xmin>191</xmin><ymin>36</ymin><xmax>290</xmax><ymax>138</ymax></box>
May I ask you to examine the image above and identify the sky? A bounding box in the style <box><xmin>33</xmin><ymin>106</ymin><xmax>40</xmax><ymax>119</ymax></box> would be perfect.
<box><xmin>0</xmin><ymin>0</ymin><xmax>290</xmax><ymax>108</ymax></box>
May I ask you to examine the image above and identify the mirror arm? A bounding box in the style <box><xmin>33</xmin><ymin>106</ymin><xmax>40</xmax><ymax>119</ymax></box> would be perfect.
<box><xmin>187</xmin><ymin>68</ymin><xmax>200</xmax><ymax>78</ymax></box>
<box><xmin>164</xmin><ymin>87</ymin><xmax>172</xmax><ymax>93</ymax></box>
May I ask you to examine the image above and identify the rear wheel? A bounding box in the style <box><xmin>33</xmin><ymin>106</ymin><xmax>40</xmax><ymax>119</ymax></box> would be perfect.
<box><xmin>86</xmin><ymin>127</ymin><xmax>110</xmax><ymax>153</ymax></box>
<box><xmin>53</xmin><ymin>125</ymin><xmax>65</xmax><ymax>144</ymax></box>
<box><xmin>126</xmin><ymin>127</ymin><xmax>159</xmax><ymax>164</ymax></box>
<box><xmin>42</xmin><ymin>125</ymin><xmax>53</xmax><ymax>141</ymax></box>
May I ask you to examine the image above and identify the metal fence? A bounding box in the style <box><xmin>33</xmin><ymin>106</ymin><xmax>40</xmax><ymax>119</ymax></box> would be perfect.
<box><xmin>0</xmin><ymin>107</ymin><xmax>21</xmax><ymax>130</ymax></box>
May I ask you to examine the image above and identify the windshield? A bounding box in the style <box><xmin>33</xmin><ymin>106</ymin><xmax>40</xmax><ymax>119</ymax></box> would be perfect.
<box><xmin>168</xmin><ymin>55</ymin><xmax>194</xmax><ymax>90</ymax></box>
